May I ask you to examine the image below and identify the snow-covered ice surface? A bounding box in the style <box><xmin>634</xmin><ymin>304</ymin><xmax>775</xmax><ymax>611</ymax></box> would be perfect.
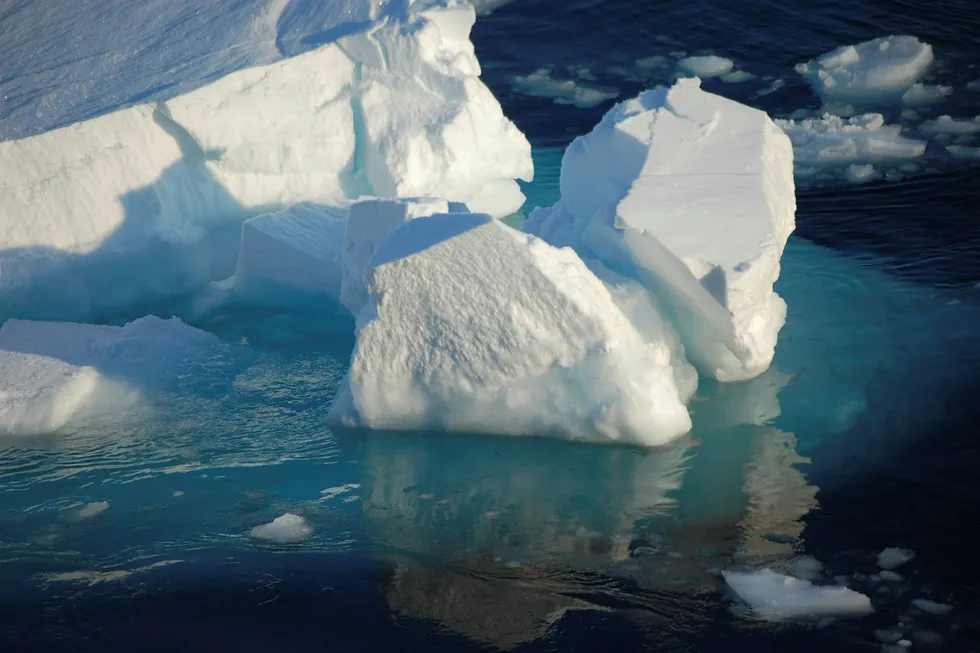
<box><xmin>0</xmin><ymin>316</ymin><xmax>223</xmax><ymax>436</ymax></box>
<box><xmin>795</xmin><ymin>36</ymin><xmax>934</xmax><ymax>106</ymax></box>
<box><xmin>723</xmin><ymin>569</ymin><xmax>873</xmax><ymax>620</ymax></box>
<box><xmin>527</xmin><ymin>79</ymin><xmax>795</xmax><ymax>381</ymax></box>
<box><xmin>340</xmin><ymin>198</ymin><xmax>452</xmax><ymax>317</ymax></box>
<box><xmin>332</xmin><ymin>212</ymin><xmax>694</xmax><ymax>445</ymax></box>
<box><xmin>0</xmin><ymin>0</ymin><xmax>532</xmax><ymax>323</ymax></box>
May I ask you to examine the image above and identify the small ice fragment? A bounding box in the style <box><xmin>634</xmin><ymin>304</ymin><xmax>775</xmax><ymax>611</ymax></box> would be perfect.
<box><xmin>250</xmin><ymin>513</ymin><xmax>312</xmax><ymax>543</ymax></box>
<box><xmin>720</xmin><ymin>70</ymin><xmax>756</xmax><ymax>84</ymax></box>
<box><xmin>676</xmin><ymin>55</ymin><xmax>734</xmax><ymax>79</ymax></box>
<box><xmin>847</xmin><ymin>163</ymin><xmax>877</xmax><ymax>183</ymax></box>
<box><xmin>898</xmin><ymin>641</ymin><xmax>911</xmax><ymax>648</ymax></box>
<box><xmin>723</xmin><ymin>569</ymin><xmax>874</xmax><ymax>621</ymax></box>
<box><xmin>77</xmin><ymin>501</ymin><xmax>110</xmax><ymax>520</ymax></box>
<box><xmin>575</xmin><ymin>527</ymin><xmax>602</xmax><ymax>538</ymax></box>
<box><xmin>482</xmin><ymin>511</ymin><xmax>500</xmax><ymax>520</ymax></box>
<box><xmin>902</xmin><ymin>83</ymin><xmax>952</xmax><ymax>106</ymax></box>
<box><xmin>667</xmin><ymin>551</ymin><xmax>684</xmax><ymax>559</ymax></box>
<box><xmin>878</xmin><ymin>547</ymin><xmax>916</xmax><ymax>569</ymax></box>
<box><xmin>631</xmin><ymin>546</ymin><xmax>658</xmax><ymax>557</ymax></box>
<box><xmin>901</xmin><ymin>109</ymin><xmax>921</xmax><ymax>121</ymax></box>
<box><xmin>920</xmin><ymin>115</ymin><xmax>980</xmax><ymax>135</ymax></box>
<box><xmin>968</xmin><ymin>79</ymin><xmax>980</xmax><ymax>91</ymax></box>
<box><xmin>875</xmin><ymin>629</ymin><xmax>904</xmax><ymax>643</ymax></box>
<box><xmin>172</xmin><ymin>491</ymin><xmax>184</xmax><ymax>498</ymax></box>
<box><xmin>880</xmin><ymin>570</ymin><xmax>903</xmax><ymax>582</ymax></box>
<box><xmin>870</xmin><ymin>574</ymin><xmax>882</xmax><ymax>583</ymax></box>
<box><xmin>504</xmin><ymin>560</ymin><xmax>522</xmax><ymax>569</ymax></box>
<box><xmin>911</xmin><ymin>599</ymin><xmax>952</xmax><ymax>616</ymax></box>
<box><xmin>418</xmin><ymin>493</ymin><xmax>435</xmax><ymax>500</ymax></box>
<box><xmin>946</xmin><ymin>144</ymin><xmax>980</xmax><ymax>159</ymax></box>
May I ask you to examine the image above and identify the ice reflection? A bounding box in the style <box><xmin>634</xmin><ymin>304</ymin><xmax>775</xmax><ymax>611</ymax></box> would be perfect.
<box><xmin>357</xmin><ymin>361</ymin><xmax>820</xmax><ymax>646</ymax></box>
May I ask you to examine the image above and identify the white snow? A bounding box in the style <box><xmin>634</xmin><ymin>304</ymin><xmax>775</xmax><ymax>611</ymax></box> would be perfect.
<box><xmin>877</xmin><ymin>547</ymin><xmax>916</xmax><ymax>569</ymax></box>
<box><xmin>0</xmin><ymin>316</ymin><xmax>220</xmax><ymax>437</ymax></box>
<box><xmin>912</xmin><ymin>599</ymin><xmax>953</xmax><ymax>616</ymax></box>
<box><xmin>723</xmin><ymin>569</ymin><xmax>874</xmax><ymax>621</ymax></box>
<box><xmin>919</xmin><ymin>115</ymin><xmax>980</xmax><ymax>135</ymax></box>
<box><xmin>775</xmin><ymin>113</ymin><xmax>926</xmax><ymax>180</ymax></box>
<box><xmin>509</xmin><ymin>68</ymin><xmax>619</xmax><ymax>108</ymax></box>
<box><xmin>0</xmin><ymin>0</ymin><xmax>532</xmax><ymax>322</ymax></box>
<box><xmin>526</xmin><ymin>78</ymin><xmax>796</xmax><ymax>381</ymax></box>
<box><xmin>234</xmin><ymin>204</ymin><xmax>348</xmax><ymax>309</ymax></box>
<box><xmin>340</xmin><ymin>198</ymin><xmax>451</xmax><ymax>317</ymax></box>
<box><xmin>795</xmin><ymin>36</ymin><xmax>934</xmax><ymax>105</ymax></box>
<box><xmin>676</xmin><ymin>56</ymin><xmax>734</xmax><ymax>79</ymax></box>
<box><xmin>250</xmin><ymin>513</ymin><xmax>312</xmax><ymax>543</ymax></box>
<box><xmin>330</xmin><ymin>212</ymin><xmax>694</xmax><ymax>446</ymax></box>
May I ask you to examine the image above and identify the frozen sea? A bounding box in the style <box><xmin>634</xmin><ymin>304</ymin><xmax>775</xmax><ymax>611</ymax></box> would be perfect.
<box><xmin>2</xmin><ymin>0</ymin><xmax>980</xmax><ymax>651</ymax></box>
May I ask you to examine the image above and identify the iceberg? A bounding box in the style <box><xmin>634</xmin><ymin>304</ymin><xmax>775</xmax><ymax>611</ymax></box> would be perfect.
<box><xmin>0</xmin><ymin>316</ymin><xmax>221</xmax><ymax>437</ymax></box>
<box><xmin>724</xmin><ymin>569</ymin><xmax>874</xmax><ymax>621</ymax></box>
<box><xmin>331</xmin><ymin>212</ymin><xmax>694</xmax><ymax>446</ymax></box>
<box><xmin>527</xmin><ymin>78</ymin><xmax>796</xmax><ymax>381</ymax></box>
<box><xmin>795</xmin><ymin>36</ymin><xmax>934</xmax><ymax>105</ymax></box>
<box><xmin>234</xmin><ymin>204</ymin><xmax>348</xmax><ymax>309</ymax></box>
<box><xmin>0</xmin><ymin>0</ymin><xmax>532</xmax><ymax>322</ymax></box>
<box><xmin>250</xmin><ymin>513</ymin><xmax>313</xmax><ymax>544</ymax></box>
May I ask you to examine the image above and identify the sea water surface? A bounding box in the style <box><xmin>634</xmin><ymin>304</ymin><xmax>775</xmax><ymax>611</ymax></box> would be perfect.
<box><xmin>2</xmin><ymin>0</ymin><xmax>980</xmax><ymax>651</ymax></box>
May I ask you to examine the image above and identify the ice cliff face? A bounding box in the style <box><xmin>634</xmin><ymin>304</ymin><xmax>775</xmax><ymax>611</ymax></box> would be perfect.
<box><xmin>0</xmin><ymin>0</ymin><xmax>531</xmax><ymax>322</ymax></box>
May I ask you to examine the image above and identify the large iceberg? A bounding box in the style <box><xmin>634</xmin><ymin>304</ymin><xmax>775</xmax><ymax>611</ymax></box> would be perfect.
<box><xmin>330</xmin><ymin>212</ymin><xmax>695</xmax><ymax>446</ymax></box>
<box><xmin>527</xmin><ymin>78</ymin><xmax>796</xmax><ymax>381</ymax></box>
<box><xmin>0</xmin><ymin>316</ymin><xmax>221</xmax><ymax>436</ymax></box>
<box><xmin>0</xmin><ymin>0</ymin><xmax>532</xmax><ymax>322</ymax></box>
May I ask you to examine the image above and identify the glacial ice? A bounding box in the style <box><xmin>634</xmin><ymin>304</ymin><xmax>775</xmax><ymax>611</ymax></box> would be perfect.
<box><xmin>676</xmin><ymin>55</ymin><xmax>734</xmax><ymax>79</ymax></box>
<box><xmin>0</xmin><ymin>0</ymin><xmax>532</xmax><ymax>322</ymax></box>
<box><xmin>331</xmin><ymin>212</ymin><xmax>694</xmax><ymax>446</ymax></box>
<box><xmin>724</xmin><ymin>569</ymin><xmax>874</xmax><ymax>621</ymax></box>
<box><xmin>0</xmin><ymin>316</ymin><xmax>220</xmax><ymax>436</ymax></box>
<box><xmin>526</xmin><ymin>78</ymin><xmax>796</xmax><ymax>381</ymax></box>
<box><xmin>795</xmin><ymin>36</ymin><xmax>934</xmax><ymax>105</ymax></box>
<box><xmin>234</xmin><ymin>204</ymin><xmax>348</xmax><ymax>309</ymax></box>
<box><xmin>340</xmin><ymin>198</ymin><xmax>452</xmax><ymax>317</ymax></box>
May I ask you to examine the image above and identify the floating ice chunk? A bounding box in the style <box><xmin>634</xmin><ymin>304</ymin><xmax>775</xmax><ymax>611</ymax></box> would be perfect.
<box><xmin>920</xmin><ymin>115</ymin><xmax>980</xmax><ymax>135</ymax></box>
<box><xmin>528</xmin><ymin>78</ymin><xmax>795</xmax><ymax>381</ymax></box>
<box><xmin>879</xmin><ymin>570</ymin><xmax>904</xmax><ymax>582</ymax></box>
<box><xmin>331</xmin><ymin>213</ymin><xmax>693</xmax><ymax>446</ymax></box>
<box><xmin>250</xmin><ymin>513</ymin><xmax>312</xmax><ymax>543</ymax></box>
<box><xmin>877</xmin><ymin>547</ymin><xmax>916</xmax><ymax>569</ymax></box>
<box><xmin>676</xmin><ymin>56</ymin><xmax>734</xmax><ymax>79</ymax></box>
<box><xmin>508</xmin><ymin>68</ymin><xmax>619</xmax><ymax>108</ymax></box>
<box><xmin>946</xmin><ymin>144</ymin><xmax>980</xmax><ymax>159</ymax></box>
<box><xmin>0</xmin><ymin>316</ymin><xmax>220</xmax><ymax>436</ymax></box>
<box><xmin>795</xmin><ymin>36</ymin><xmax>934</xmax><ymax>105</ymax></box>
<box><xmin>0</xmin><ymin>1</ymin><xmax>532</xmax><ymax>322</ymax></box>
<box><xmin>912</xmin><ymin>599</ymin><xmax>953</xmax><ymax>616</ymax></box>
<box><xmin>876</xmin><ymin>629</ymin><xmax>904</xmax><ymax>643</ymax></box>
<box><xmin>723</xmin><ymin>569</ymin><xmax>874</xmax><ymax>621</ymax></box>
<box><xmin>968</xmin><ymin>79</ymin><xmax>980</xmax><ymax>91</ymax></box>
<box><xmin>234</xmin><ymin>204</ymin><xmax>347</xmax><ymax>309</ymax></box>
<box><xmin>340</xmin><ymin>198</ymin><xmax>450</xmax><ymax>317</ymax></box>
<box><xmin>720</xmin><ymin>70</ymin><xmax>756</xmax><ymax>84</ymax></box>
<box><xmin>76</xmin><ymin>501</ymin><xmax>110</xmax><ymax>520</ymax></box>
<box><xmin>901</xmin><ymin>83</ymin><xmax>952</xmax><ymax>106</ymax></box>
<box><xmin>775</xmin><ymin>113</ymin><xmax>926</xmax><ymax>178</ymax></box>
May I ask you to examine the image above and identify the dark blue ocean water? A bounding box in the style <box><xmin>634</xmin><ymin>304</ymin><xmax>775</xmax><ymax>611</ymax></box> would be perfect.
<box><xmin>2</xmin><ymin>1</ymin><xmax>980</xmax><ymax>651</ymax></box>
